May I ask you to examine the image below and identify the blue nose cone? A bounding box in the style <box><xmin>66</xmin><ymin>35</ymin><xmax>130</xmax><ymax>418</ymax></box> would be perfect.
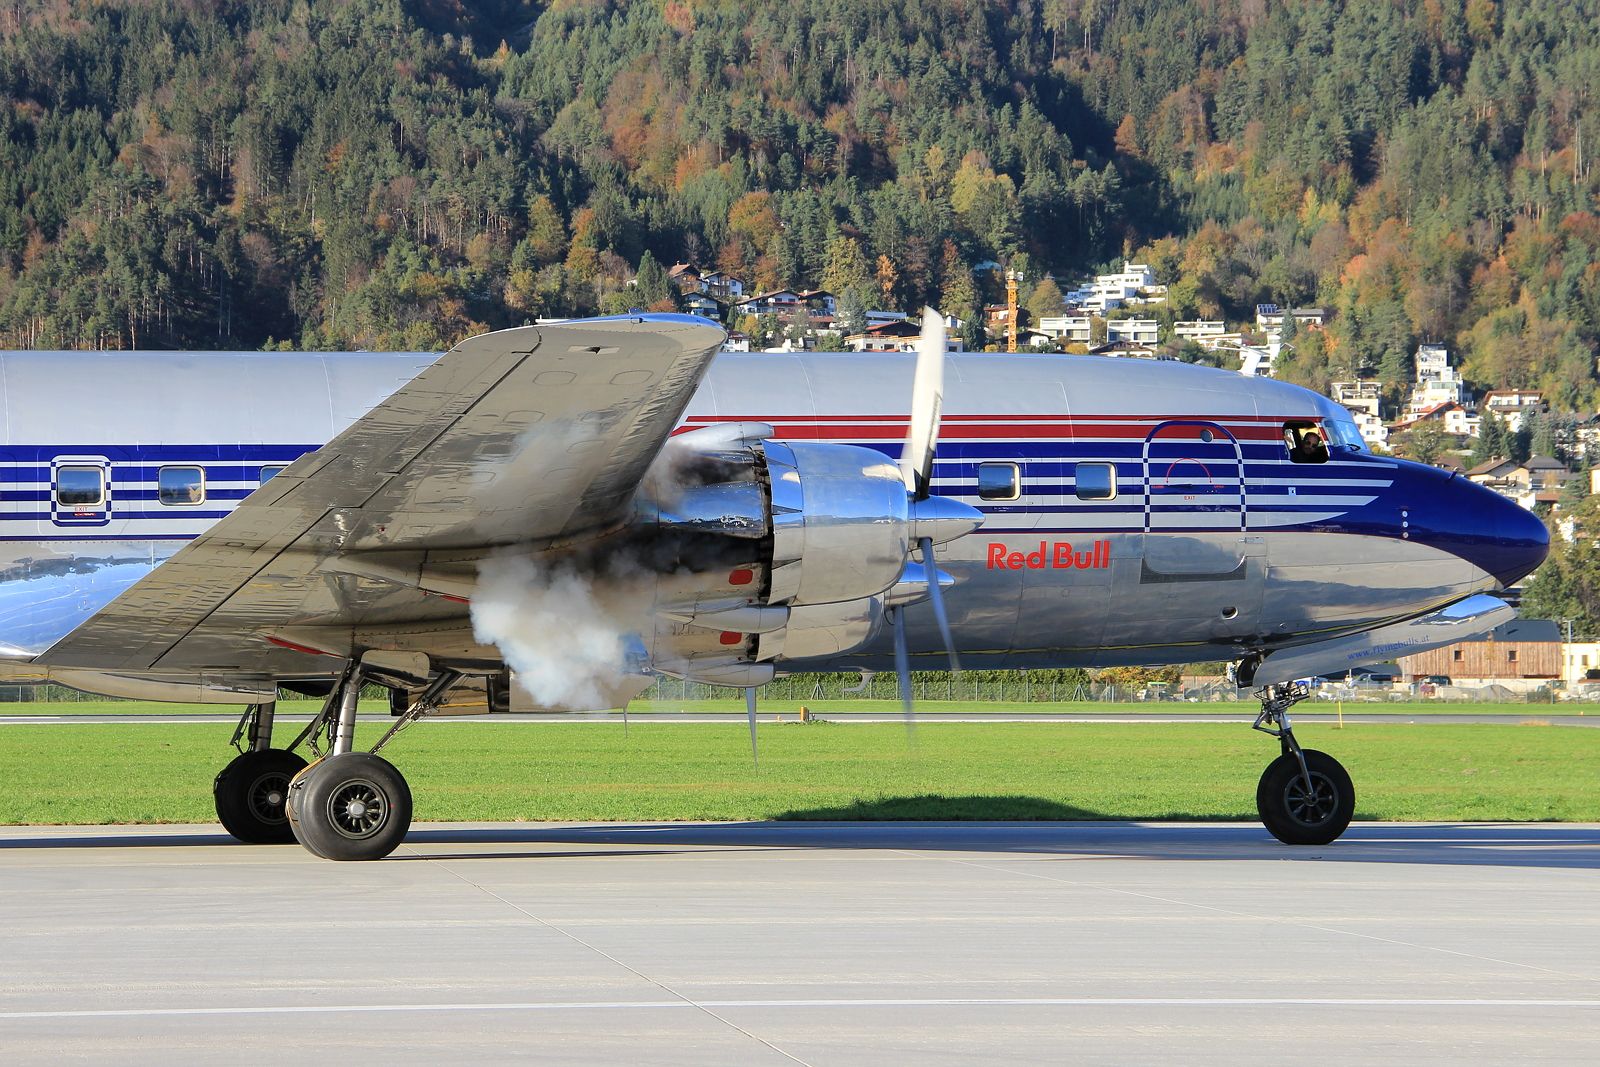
<box><xmin>1391</xmin><ymin>460</ymin><xmax>1550</xmax><ymax>587</ymax></box>
<box><xmin>1481</xmin><ymin>487</ymin><xmax>1550</xmax><ymax>587</ymax></box>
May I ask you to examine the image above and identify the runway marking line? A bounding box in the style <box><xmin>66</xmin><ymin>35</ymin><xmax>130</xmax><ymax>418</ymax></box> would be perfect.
<box><xmin>3</xmin><ymin>997</ymin><xmax>1597</xmax><ymax>1021</ymax></box>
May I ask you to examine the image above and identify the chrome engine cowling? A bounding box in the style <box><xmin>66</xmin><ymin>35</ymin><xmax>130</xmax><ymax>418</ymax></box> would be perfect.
<box><xmin>636</xmin><ymin>424</ymin><xmax>980</xmax><ymax>684</ymax></box>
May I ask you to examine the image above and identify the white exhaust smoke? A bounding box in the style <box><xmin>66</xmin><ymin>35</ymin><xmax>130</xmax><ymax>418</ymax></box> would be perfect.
<box><xmin>469</xmin><ymin>553</ymin><xmax>653</xmax><ymax>711</ymax></box>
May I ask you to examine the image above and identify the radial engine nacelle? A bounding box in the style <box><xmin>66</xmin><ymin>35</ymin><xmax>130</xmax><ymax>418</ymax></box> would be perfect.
<box><xmin>635</xmin><ymin>422</ymin><xmax>982</xmax><ymax>686</ymax></box>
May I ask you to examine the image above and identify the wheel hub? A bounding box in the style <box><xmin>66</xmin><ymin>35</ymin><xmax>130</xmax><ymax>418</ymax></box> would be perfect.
<box><xmin>246</xmin><ymin>772</ymin><xmax>293</xmax><ymax>826</ymax></box>
<box><xmin>1285</xmin><ymin>772</ymin><xmax>1338</xmax><ymax>826</ymax></box>
<box><xmin>327</xmin><ymin>779</ymin><xmax>389</xmax><ymax>840</ymax></box>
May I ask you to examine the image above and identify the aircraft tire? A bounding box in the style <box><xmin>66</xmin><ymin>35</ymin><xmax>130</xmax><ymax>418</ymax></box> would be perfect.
<box><xmin>213</xmin><ymin>749</ymin><xmax>308</xmax><ymax>844</ymax></box>
<box><xmin>286</xmin><ymin>752</ymin><xmax>412</xmax><ymax>861</ymax></box>
<box><xmin>1256</xmin><ymin>749</ymin><xmax>1354</xmax><ymax>846</ymax></box>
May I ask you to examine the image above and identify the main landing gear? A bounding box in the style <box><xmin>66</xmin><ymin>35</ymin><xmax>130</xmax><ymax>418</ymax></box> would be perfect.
<box><xmin>212</xmin><ymin>664</ymin><xmax>463</xmax><ymax>860</ymax></box>
<box><xmin>1251</xmin><ymin>682</ymin><xmax>1355</xmax><ymax>845</ymax></box>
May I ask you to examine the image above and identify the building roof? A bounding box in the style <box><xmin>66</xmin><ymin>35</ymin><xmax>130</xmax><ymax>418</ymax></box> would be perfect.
<box><xmin>1524</xmin><ymin>454</ymin><xmax>1568</xmax><ymax>470</ymax></box>
<box><xmin>1466</xmin><ymin>619</ymin><xmax>1563</xmax><ymax>643</ymax></box>
<box><xmin>1467</xmin><ymin>458</ymin><xmax>1516</xmax><ymax>477</ymax></box>
<box><xmin>739</xmin><ymin>289</ymin><xmax>800</xmax><ymax>304</ymax></box>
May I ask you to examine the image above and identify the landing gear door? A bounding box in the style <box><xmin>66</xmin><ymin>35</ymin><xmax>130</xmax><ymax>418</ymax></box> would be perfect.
<box><xmin>50</xmin><ymin>456</ymin><xmax>112</xmax><ymax>528</ymax></box>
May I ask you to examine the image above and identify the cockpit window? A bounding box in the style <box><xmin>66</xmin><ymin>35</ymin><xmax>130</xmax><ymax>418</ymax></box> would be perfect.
<box><xmin>1324</xmin><ymin>417</ymin><xmax>1364</xmax><ymax>452</ymax></box>
<box><xmin>1283</xmin><ymin>422</ymin><xmax>1329</xmax><ymax>464</ymax></box>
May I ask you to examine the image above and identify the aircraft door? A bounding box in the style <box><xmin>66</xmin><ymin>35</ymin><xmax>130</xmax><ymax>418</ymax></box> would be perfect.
<box><xmin>49</xmin><ymin>455</ymin><xmax>113</xmax><ymax>528</ymax></box>
<box><xmin>1137</xmin><ymin>421</ymin><xmax>1264</xmax><ymax>644</ymax></box>
<box><xmin>1143</xmin><ymin>422</ymin><xmax>1244</xmax><ymax>537</ymax></box>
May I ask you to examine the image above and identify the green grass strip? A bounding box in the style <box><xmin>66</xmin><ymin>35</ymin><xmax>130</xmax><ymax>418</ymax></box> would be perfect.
<box><xmin>2</xmin><ymin>721</ymin><xmax>1596</xmax><ymax>825</ymax></box>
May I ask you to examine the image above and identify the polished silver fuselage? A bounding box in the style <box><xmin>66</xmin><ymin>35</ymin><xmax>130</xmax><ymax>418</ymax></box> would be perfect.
<box><xmin>0</xmin><ymin>347</ymin><xmax>1536</xmax><ymax>688</ymax></box>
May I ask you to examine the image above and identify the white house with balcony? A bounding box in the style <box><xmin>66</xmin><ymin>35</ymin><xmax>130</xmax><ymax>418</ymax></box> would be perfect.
<box><xmin>1482</xmin><ymin>389</ymin><xmax>1547</xmax><ymax>432</ymax></box>
<box><xmin>1173</xmin><ymin>320</ymin><xmax>1225</xmax><ymax>343</ymax></box>
<box><xmin>1256</xmin><ymin>304</ymin><xmax>1330</xmax><ymax>332</ymax></box>
<box><xmin>1064</xmin><ymin>262</ymin><xmax>1163</xmax><ymax>313</ymax></box>
<box><xmin>1407</xmin><ymin>342</ymin><xmax>1467</xmax><ymax>415</ymax></box>
<box><xmin>1038</xmin><ymin>315</ymin><xmax>1092</xmax><ymax>344</ymax></box>
<box><xmin>1106</xmin><ymin>318</ymin><xmax>1160</xmax><ymax>346</ymax></box>
<box><xmin>1331</xmin><ymin>380</ymin><xmax>1383</xmax><ymax>419</ymax></box>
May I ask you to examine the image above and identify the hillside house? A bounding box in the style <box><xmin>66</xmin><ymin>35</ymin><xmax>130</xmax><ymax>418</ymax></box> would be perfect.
<box><xmin>682</xmin><ymin>292</ymin><xmax>727</xmax><ymax>321</ymax></box>
<box><xmin>1065</xmin><ymin>261</ymin><xmax>1163</xmax><ymax>313</ymax></box>
<box><xmin>1467</xmin><ymin>455</ymin><xmax>1570</xmax><ymax>509</ymax></box>
<box><xmin>1482</xmin><ymin>389</ymin><xmax>1547</xmax><ymax>432</ymax></box>
<box><xmin>1331</xmin><ymin>380</ymin><xmax>1383</xmax><ymax>419</ymax></box>
<box><xmin>845</xmin><ymin>320</ymin><xmax>964</xmax><ymax>354</ymax></box>
<box><xmin>1255</xmin><ymin>305</ymin><xmax>1329</xmax><ymax>332</ymax></box>
<box><xmin>1105</xmin><ymin>318</ymin><xmax>1160</xmax><ymax>346</ymax></box>
<box><xmin>735</xmin><ymin>289</ymin><xmax>803</xmax><ymax>316</ymax></box>
<box><xmin>1038</xmin><ymin>315</ymin><xmax>1092</xmax><ymax>344</ymax></box>
<box><xmin>797</xmin><ymin>289</ymin><xmax>837</xmax><ymax>317</ymax></box>
<box><xmin>1173</xmin><ymin>320</ymin><xmax>1225</xmax><ymax>343</ymax></box>
<box><xmin>669</xmin><ymin>263</ymin><xmax>745</xmax><ymax>300</ymax></box>
<box><xmin>1408</xmin><ymin>342</ymin><xmax>1467</xmax><ymax>412</ymax></box>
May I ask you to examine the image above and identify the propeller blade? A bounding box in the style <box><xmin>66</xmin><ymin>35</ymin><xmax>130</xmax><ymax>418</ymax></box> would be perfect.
<box><xmin>745</xmin><ymin>686</ymin><xmax>759</xmax><ymax>769</ymax></box>
<box><xmin>899</xmin><ymin>307</ymin><xmax>947</xmax><ymax>500</ymax></box>
<box><xmin>890</xmin><ymin>605</ymin><xmax>913</xmax><ymax>721</ymax></box>
<box><xmin>919</xmin><ymin>536</ymin><xmax>962</xmax><ymax>673</ymax></box>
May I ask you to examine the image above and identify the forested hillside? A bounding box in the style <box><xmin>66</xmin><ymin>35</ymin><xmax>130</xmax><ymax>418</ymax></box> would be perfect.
<box><xmin>0</xmin><ymin>0</ymin><xmax>1596</xmax><ymax>406</ymax></box>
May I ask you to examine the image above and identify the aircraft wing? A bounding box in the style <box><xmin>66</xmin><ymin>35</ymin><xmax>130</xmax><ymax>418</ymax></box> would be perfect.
<box><xmin>38</xmin><ymin>315</ymin><xmax>725</xmax><ymax>672</ymax></box>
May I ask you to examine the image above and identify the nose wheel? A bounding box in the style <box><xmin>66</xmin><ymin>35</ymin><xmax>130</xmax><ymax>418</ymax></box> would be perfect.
<box><xmin>1251</xmin><ymin>682</ymin><xmax>1355</xmax><ymax>845</ymax></box>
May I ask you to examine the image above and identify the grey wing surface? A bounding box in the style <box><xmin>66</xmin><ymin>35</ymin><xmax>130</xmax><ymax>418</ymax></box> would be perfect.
<box><xmin>39</xmin><ymin>315</ymin><xmax>725</xmax><ymax>673</ymax></box>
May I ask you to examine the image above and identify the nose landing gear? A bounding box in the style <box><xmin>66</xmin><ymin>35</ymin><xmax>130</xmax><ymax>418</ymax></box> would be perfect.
<box><xmin>1251</xmin><ymin>682</ymin><xmax>1355</xmax><ymax>845</ymax></box>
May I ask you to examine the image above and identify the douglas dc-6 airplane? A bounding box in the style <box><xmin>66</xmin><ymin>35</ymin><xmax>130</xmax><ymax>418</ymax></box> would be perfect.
<box><xmin>0</xmin><ymin>312</ymin><xmax>1548</xmax><ymax>859</ymax></box>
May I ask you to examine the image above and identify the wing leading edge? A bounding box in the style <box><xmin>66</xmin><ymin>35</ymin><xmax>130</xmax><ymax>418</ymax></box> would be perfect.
<box><xmin>39</xmin><ymin>315</ymin><xmax>726</xmax><ymax>672</ymax></box>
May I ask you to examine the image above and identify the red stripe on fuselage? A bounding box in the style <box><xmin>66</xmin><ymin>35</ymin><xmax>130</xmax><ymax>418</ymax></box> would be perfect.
<box><xmin>674</xmin><ymin>418</ymin><xmax>1294</xmax><ymax>442</ymax></box>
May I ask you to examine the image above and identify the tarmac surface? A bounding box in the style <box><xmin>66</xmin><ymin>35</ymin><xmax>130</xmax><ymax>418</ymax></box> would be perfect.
<box><xmin>2</xmin><ymin>821</ymin><xmax>1598</xmax><ymax>1063</ymax></box>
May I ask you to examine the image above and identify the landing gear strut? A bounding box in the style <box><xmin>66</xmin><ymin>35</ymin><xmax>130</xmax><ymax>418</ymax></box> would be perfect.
<box><xmin>1251</xmin><ymin>682</ymin><xmax>1354</xmax><ymax>846</ymax></box>
<box><xmin>213</xmin><ymin>701</ymin><xmax>307</xmax><ymax>843</ymax></box>
<box><xmin>280</xmin><ymin>663</ymin><xmax>462</xmax><ymax>861</ymax></box>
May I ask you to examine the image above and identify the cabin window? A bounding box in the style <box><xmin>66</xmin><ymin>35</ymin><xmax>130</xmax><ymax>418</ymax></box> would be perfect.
<box><xmin>55</xmin><ymin>466</ymin><xmax>105</xmax><ymax>507</ymax></box>
<box><xmin>1283</xmin><ymin>421</ymin><xmax>1329</xmax><ymax>464</ymax></box>
<box><xmin>259</xmin><ymin>465</ymin><xmax>288</xmax><ymax>484</ymax></box>
<box><xmin>158</xmin><ymin>466</ymin><xmax>205</xmax><ymax>506</ymax></box>
<box><xmin>1075</xmin><ymin>462</ymin><xmax>1117</xmax><ymax>501</ymax></box>
<box><xmin>977</xmin><ymin>462</ymin><xmax>1020</xmax><ymax>501</ymax></box>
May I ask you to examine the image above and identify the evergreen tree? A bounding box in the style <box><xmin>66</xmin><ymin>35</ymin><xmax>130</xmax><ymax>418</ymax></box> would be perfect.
<box><xmin>633</xmin><ymin>251</ymin><xmax>675</xmax><ymax>310</ymax></box>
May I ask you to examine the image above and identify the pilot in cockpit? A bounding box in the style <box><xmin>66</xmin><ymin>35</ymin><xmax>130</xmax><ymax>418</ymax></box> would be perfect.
<box><xmin>1293</xmin><ymin>428</ymin><xmax>1328</xmax><ymax>463</ymax></box>
<box><xmin>1285</xmin><ymin>424</ymin><xmax>1330</xmax><ymax>464</ymax></box>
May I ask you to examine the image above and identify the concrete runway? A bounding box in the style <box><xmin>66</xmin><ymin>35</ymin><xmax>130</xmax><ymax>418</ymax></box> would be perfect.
<box><xmin>2</xmin><ymin>822</ymin><xmax>1598</xmax><ymax>1064</ymax></box>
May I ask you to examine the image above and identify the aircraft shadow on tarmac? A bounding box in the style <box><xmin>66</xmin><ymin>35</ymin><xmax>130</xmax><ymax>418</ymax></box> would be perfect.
<box><xmin>5</xmin><ymin>795</ymin><xmax>1597</xmax><ymax>870</ymax></box>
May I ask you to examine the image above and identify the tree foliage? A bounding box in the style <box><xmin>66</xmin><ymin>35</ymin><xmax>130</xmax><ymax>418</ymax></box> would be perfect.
<box><xmin>0</xmin><ymin>0</ymin><xmax>1591</xmax><ymax>384</ymax></box>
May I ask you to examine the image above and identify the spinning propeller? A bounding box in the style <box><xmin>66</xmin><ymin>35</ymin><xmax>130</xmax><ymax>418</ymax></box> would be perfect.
<box><xmin>744</xmin><ymin>308</ymin><xmax>981</xmax><ymax>759</ymax></box>
<box><xmin>889</xmin><ymin>308</ymin><xmax>980</xmax><ymax>721</ymax></box>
